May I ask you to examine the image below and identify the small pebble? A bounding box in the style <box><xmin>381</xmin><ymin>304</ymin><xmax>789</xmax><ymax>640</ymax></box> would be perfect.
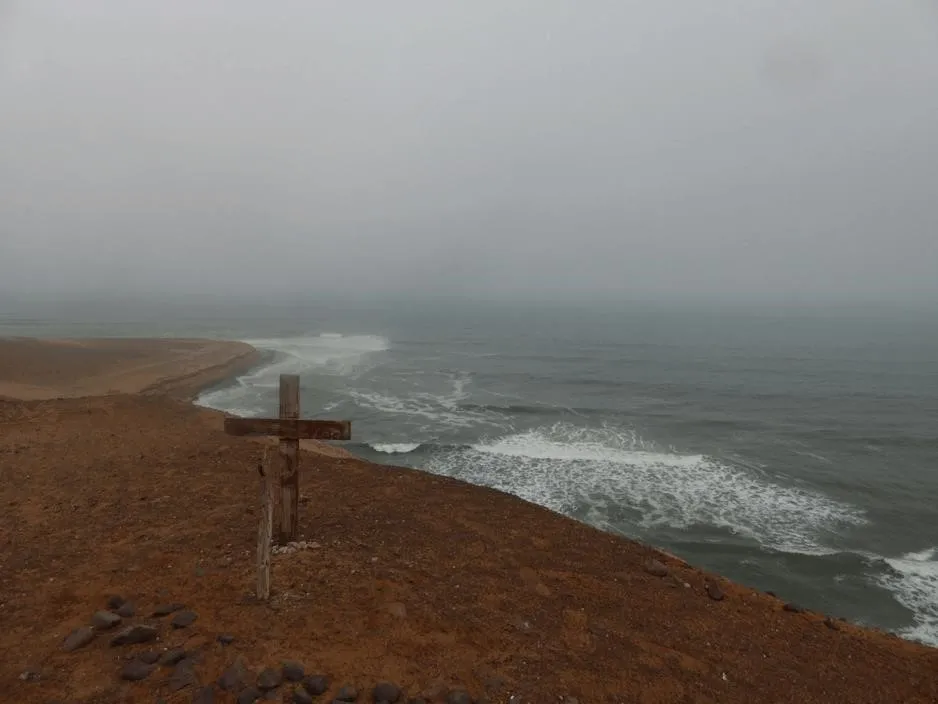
<box><xmin>218</xmin><ymin>634</ymin><xmax>236</xmax><ymax>645</ymax></box>
<box><xmin>282</xmin><ymin>661</ymin><xmax>305</xmax><ymax>682</ymax></box>
<box><xmin>824</xmin><ymin>616</ymin><xmax>840</xmax><ymax>631</ymax></box>
<box><xmin>110</xmin><ymin>624</ymin><xmax>158</xmax><ymax>646</ymax></box>
<box><xmin>302</xmin><ymin>674</ymin><xmax>330</xmax><ymax>696</ymax></box>
<box><xmin>373</xmin><ymin>682</ymin><xmax>401</xmax><ymax>702</ymax></box>
<box><xmin>92</xmin><ymin>610</ymin><xmax>122</xmax><ymax>630</ymax></box>
<box><xmin>257</xmin><ymin>667</ymin><xmax>283</xmax><ymax>690</ymax></box>
<box><xmin>63</xmin><ymin>626</ymin><xmax>95</xmax><ymax>652</ymax></box>
<box><xmin>153</xmin><ymin>603</ymin><xmax>186</xmax><ymax>617</ymax></box>
<box><xmin>116</xmin><ymin>601</ymin><xmax>137</xmax><ymax>618</ymax></box>
<box><xmin>160</xmin><ymin>647</ymin><xmax>188</xmax><ymax>666</ymax></box>
<box><xmin>107</xmin><ymin>595</ymin><xmax>126</xmax><ymax>610</ymax></box>
<box><xmin>706</xmin><ymin>583</ymin><xmax>725</xmax><ymax>602</ymax></box>
<box><xmin>120</xmin><ymin>659</ymin><xmax>156</xmax><ymax>681</ymax></box>
<box><xmin>783</xmin><ymin>603</ymin><xmax>804</xmax><ymax>614</ymax></box>
<box><xmin>336</xmin><ymin>684</ymin><xmax>359</xmax><ymax>702</ymax></box>
<box><xmin>447</xmin><ymin>691</ymin><xmax>472</xmax><ymax>704</ymax></box>
<box><xmin>643</xmin><ymin>559</ymin><xmax>669</xmax><ymax>578</ymax></box>
<box><xmin>238</xmin><ymin>687</ymin><xmax>262</xmax><ymax>704</ymax></box>
<box><xmin>171</xmin><ymin>610</ymin><xmax>198</xmax><ymax>629</ymax></box>
<box><xmin>293</xmin><ymin>688</ymin><xmax>315</xmax><ymax>704</ymax></box>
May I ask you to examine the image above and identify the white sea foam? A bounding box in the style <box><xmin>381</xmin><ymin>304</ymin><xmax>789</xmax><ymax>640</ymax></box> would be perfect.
<box><xmin>347</xmin><ymin>371</ymin><xmax>497</xmax><ymax>430</ymax></box>
<box><xmin>877</xmin><ymin>547</ymin><xmax>938</xmax><ymax>646</ymax></box>
<box><xmin>197</xmin><ymin>333</ymin><xmax>389</xmax><ymax>411</ymax></box>
<box><xmin>425</xmin><ymin>423</ymin><xmax>866</xmax><ymax>556</ymax></box>
<box><xmin>369</xmin><ymin>443</ymin><xmax>423</xmax><ymax>454</ymax></box>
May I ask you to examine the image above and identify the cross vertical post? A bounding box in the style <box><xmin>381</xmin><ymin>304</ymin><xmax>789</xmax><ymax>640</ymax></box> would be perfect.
<box><xmin>278</xmin><ymin>374</ymin><xmax>300</xmax><ymax>544</ymax></box>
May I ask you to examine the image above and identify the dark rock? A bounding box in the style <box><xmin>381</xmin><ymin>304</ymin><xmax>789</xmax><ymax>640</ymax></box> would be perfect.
<box><xmin>373</xmin><ymin>682</ymin><xmax>401</xmax><ymax>702</ymax></box>
<box><xmin>218</xmin><ymin>659</ymin><xmax>250</xmax><ymax>691</ymax></box>
<box><xmin>237</xmin><ymin>688</ymin><xmax>262</xmax><ymax>704</ymax></box>
<box><xmin>336</xmin><ymin>685</ymin><xmax>359</xmax><ymax>701</ymax></box>
<box><xmin>303</xmin><ymin>675</ymin><xmax>330</xmax><ymax>696</ymax></box>
<box><xmin>706</xmin><ymin>583</ymin><xmax>725</xmax><ymax>601</ymax></box>
<box><xmin>111</xmin><ymin>624</ymin><xmax>158</xmax><ymax>646</ymax></box>
<box><xmin>293</xmin><ymin>688</ymin><xmax>315</xmax><ymax>704</ymax></box>
<box><xmin>218</xmin><ymin>634</ymin><xmax>236</xmax><ymax>645</ymax></box>
<box><xmin>63</xmin><ymin>626</ymin><xmax>95</xmax><ymax>652</ymax></box>
<box><xmin>408</xmin><ymin>700</ymin><xmax>428</xmax><ymax>704</ymax></box>
<box><xmin>643</xmin><ymin>559</ymin><xmax>668</xmax><ymax>578</ymax></box>
<box><xmin>824</xmin><ymin>616</ymin><xmax>840</xmax><ymax>631</ymax></box>
<box><xmin>19</xmin><ymin>670</ymin><xmax>40</xmax><ymax>682</ymax></box>
<box><xmin>282</xmin><ymin>661</ymin><xmax>305</xmax><ymax>682</ymax></box>
<box><xmin>257</xmin><ymin>667</ymin><xmax>283</xmax><ymax>690</ymax></box>
<box><xmin>766</xmin><ymin>590</ymin><xmax>777</xmax><ymax>598</ymax></box>
<box><xmin>161</xmin><ymin>647</ymin><xmax>189</xmax><ymax>666</ymax></box>
<box><xmin>120</xmin><ymin>659</ymin><xmax>156</xmax><ymax>681</ymax></box>
<box><xmin>153</xmin><ymin>603</ymin><xmax>186</xmax><ymax>617</ymax></box>
<box><xmin>172</xmin><ymin>610</ymin><xmax>198</xmax><ymax>629</ymax></box>
<box><xmin>263</xmin><ymin>690</ymin><xmax>281</xmax><ymax>702</ymax></box>
<box><xmin>446</xmin><ymin>691</ymin><xmax>472</xmax><ymax>704</ymax></box>
<box><xmin>107</xmin><ymin>595</ymin><xmax>126</xmax><ymax>610</ymax></box>
<box><xmin>193</xmin><ymin>685</ymin><xmax>216</xmax><ymax>704</ymax></box>
<box><xmin>170</xmin><ymin>659</ymin><xmax>200</xmax><ymax>692</ymax></box>
<box><xmin>783</xmin><ymin>603</ymin><xmax>804</xmax><ymax>614</ymax></box>
<box><xmin>138</xmin><ymin>650</ymin><xmax>161</xmax><ymax>664</ymax></box>
<box><xmin>92</xmin><ymin>610</ymin><xmax>122</xmax><ymax>630</ymax></box>
<box><xmin>117</xmin><ymin>601</ymin><xmax>137</xmax><ymax>618</ymax></box>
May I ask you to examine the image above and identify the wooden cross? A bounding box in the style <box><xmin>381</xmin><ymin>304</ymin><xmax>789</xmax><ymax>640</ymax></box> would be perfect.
<box><xmin>224</xmin><ymin>373</ymin><xmax>351</xmax><ymax>544</ymax></box>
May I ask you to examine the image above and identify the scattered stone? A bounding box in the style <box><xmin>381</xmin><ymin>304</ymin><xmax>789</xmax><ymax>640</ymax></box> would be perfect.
<box><xmin>172</xmin><ymin>610</ymin><xmax>198</xmax><ymax>629</ymax></box>
<box><xmin>373</xmin><ymin>682</ymin><xmax>401</xmax><ymax>702</ymax></box>
<box><xmin>18</xmin><ymin>670</ymin><xmax>40</xmax><ymax>682</ymax></box>
<box><xmin>161</xmin><ymin>647</ymin><xmax>189</xmax><ymax>666</ymax></box>
<box><xmin>336</xmin><ymin>684</ymin><xmax>359</xmax><ymax>701</ymax></box>
<box><xmin>766</xmin><ymin>590</ymin><xmax>777</xmax><ymax>598</ymax></box>
<box><xmin>92</xmin><ymin>610</ymin><xmax>122</xmax><ymax>630</ymax></box>
<box><xmin>293</xmin><ymin>688</ymin><xmax>315</xmax><ymax>704</ymax></box>
<box><xmin>218</xmin><ymin>634</ymin><xmax>236</xmax><ymax>646</ymax></box>
<box><xmin>193</xmin><ymin>685</ymin><xmax>216</xmax><ymax>704</ymax></box>
<box><xmin>387</xmin><ymin>602</ymin><xmax>407</xmax><ymax>619</ymax></box>
<box><xmin>153</xmin><ymin>603</ymin><xmax>186</xmax><ymax>617</ymax></box>
<box><xmin>120</xmin><ymin>659</ymin><xmax>156</xmax><ymax>681</ymax></box>
<box><xmin>138</xmin><ymin>650</ymin><xmax>161</xmax><ymax>664</ymax></box>
<box><xmin>111</xmin><ymin>624</ymin><xmax>158</xmax><ymax>646</ymax></box>
<box><xmin>282</xmin><ymin>662</ymin><xmax>305</xmax><ymax>682</ymax></box>
<box><xmin>237</xmin><ymin>687</ymin><xmax>262</xmax><ymax>704</ymax></box>
<box><xmin>783</xmin><ymin>603</ymin><xmax>804</xmax><ymax>614</ymax></box>
<box><xmin>107</xmin><ymin>595</ymin><xmax>126</xmax><ymax>610</ymax></box>
<box><xmin>117</xmin><ymin>601</ymin><xmax>137</xmax><ymax>618</ymax></box>
<box><xmin>408</xmin><ymin>699</ymin><xmax>428</xmax><ymax>704</ymax></box>
<box><xmin>446</xmin><ymin>690</ymin><xmax>472</xmax><ymax>704</ymax></box>
<box><xmin>302</xmin><ymin>674</ymin><xmax>330</xmax><ymax>696</ymax></box>
<box><xmin>219</xmin><ymin>659</ymin><xmax>250</xmax><ymax>691</ymax></box>
<box><xmin>257</xmin><ymin>667</ymin><xmax>283</xmax><ymax>690</ymax></box>
<box><xmin>643</xmin><ymin>559</ymin><xmax>669</xmax><ymax>578</ymax></box>
<box><xmin>169</xmin><ymin>659</ymin><xmax>200</xmax><ymax>692</ymax></box>
<box><xmin>824</xmin><ymin>616</ymin><xmax>840</xmax><ymax>631</ymax></box>
<box><xmin>63</xmin><ymin>626</ymin><xmax>95</xmax><ymax>652</ymax></box>
<box><xmin>706</xmin><ymin>583</ymin><xmax>725</xmax><ymax>601</ymax></box>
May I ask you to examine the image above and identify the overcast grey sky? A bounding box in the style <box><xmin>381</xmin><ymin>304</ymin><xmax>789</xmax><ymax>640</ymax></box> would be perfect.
<box><xmin>1</xmin><ymin>1</ymin><xmax>937</xmax><ymax>304</ymax></box>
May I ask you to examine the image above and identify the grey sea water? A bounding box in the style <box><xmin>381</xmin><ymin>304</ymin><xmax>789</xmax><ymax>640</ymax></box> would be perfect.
<box><xmin>4</xmin><ymin>299</ymin><xmax>937</xmax><ymax>645</ymax></box>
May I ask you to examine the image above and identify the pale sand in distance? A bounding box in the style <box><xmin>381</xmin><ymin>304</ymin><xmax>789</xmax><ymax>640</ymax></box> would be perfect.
<box><xmin>0</xmin><ymin>337</ymin><xmax>259</xmax><ymax>401</ymax></box>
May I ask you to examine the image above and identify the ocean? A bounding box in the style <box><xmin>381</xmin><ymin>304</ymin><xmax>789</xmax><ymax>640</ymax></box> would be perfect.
<box><xmin>3</xmin><ymin>298</ymin><xmax>937</xmax><ymax>646</ymax></box>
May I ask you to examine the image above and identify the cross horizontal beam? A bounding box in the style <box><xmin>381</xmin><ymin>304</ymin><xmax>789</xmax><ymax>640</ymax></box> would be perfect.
<box><xmin>224</xmin><ymin>417</ymin><xmax>351</xmax><ymax>440</ymax></box>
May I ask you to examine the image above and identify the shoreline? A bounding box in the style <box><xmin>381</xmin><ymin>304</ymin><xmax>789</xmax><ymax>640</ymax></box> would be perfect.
<box><xmin>2</xmin><ymin>337</ymin><xmax>937</xmax><ymax>702</ymax></box>
<box><xmin>0</xmin><ymin>337</ymin><xmax>262</xmax><ymax>402</ymax></box>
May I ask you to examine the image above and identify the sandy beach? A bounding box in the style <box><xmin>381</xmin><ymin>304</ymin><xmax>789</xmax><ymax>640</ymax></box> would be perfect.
<box><xmin>1</xmin><ymin>337</ymin><xmax>936</xmax><ymax>704</ymax></box>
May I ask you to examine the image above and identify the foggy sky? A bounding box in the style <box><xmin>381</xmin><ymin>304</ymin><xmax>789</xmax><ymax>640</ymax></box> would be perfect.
<box><xmin>2</xmin><ymin>1</ymin><xmax>938</xmax><ymax>304</ymax></box>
